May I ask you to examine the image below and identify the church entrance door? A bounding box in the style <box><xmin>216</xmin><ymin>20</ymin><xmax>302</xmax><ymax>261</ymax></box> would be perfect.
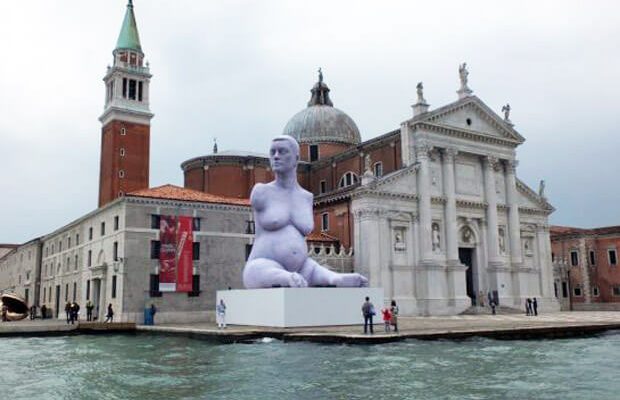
<box><xmin>459</xmin><ymin>248</ymin><xmax>475</xmax><ymax>305</ymax></box>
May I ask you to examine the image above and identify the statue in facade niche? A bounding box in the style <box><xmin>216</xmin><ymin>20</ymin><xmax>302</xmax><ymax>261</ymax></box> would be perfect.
<box><xmin>432</xmin><ymin>223</ymin><xmax>441</xmax><ymax>252</ymax></box>
<box><xmin>243</xmin><ymin>135</ymin><xmax>369</xmax><ymax>288</ymax></box>
<box><xmin>498</xmin><ymin>228</ymin><xmax>506</xmax><ymax>254</ymax></box>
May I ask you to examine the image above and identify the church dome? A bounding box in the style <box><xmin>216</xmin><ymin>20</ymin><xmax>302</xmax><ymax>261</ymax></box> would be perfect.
<box><xmin>283</xmin><ymin>71</ymin><xmax>361</xmax><ymax>146</ymax></box>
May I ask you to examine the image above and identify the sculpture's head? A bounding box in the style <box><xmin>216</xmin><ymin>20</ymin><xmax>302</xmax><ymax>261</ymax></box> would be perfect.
<box><xmin>269</xmin><ymin>135</ymin><xmax>299</xmax><ymax>173</ymax></box>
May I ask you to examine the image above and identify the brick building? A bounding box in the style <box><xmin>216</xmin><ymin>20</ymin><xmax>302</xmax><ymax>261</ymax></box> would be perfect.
<box><xmin>551</xmin><ymin>225</ymin><xmax>620</xmax><ymax>310</ymax></box>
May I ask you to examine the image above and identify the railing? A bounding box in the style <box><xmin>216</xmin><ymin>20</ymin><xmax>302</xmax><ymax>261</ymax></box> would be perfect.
<box><xmin>307</xmin><ymin>244</ymin><xmax>354</xmax><ymax>273</ymax></box>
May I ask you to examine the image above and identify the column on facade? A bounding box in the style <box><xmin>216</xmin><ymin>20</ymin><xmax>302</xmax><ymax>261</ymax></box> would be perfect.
<box><xmin>504</xmin><ymin>160</ymin><xmax>523</xmax><ymax>266</ymax></box>
<box><xmin>578</xmin><ymin>237</ymin><xmax>591</xmax><ymax>303</ymax></box>
<box><xmin>442</xmin><ymin>148</ymin><xmax>459</xmax><ymax>263</ymax></box>
<box><xmin>535</xmin><ymin>224</ymin><xmax>553</xmax><ymax>299</ymax></box>
<box><xmin>415</xmin><ymin>141</ymin><xmax>433</xmax><ymax>262</ymax></box>
<box><xmin>353</xmin><ymin>209</ymin><xmax>382</xmax><ymax>286</ymax></box>
<box><xmin>482</xmin><ymin>155</ymin><xmax>501</xmax><ymax>264</ymax></box>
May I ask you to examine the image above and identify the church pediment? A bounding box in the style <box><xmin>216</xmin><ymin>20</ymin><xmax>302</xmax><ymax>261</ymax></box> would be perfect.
<box><xmin>373</xmin><ymin>163</ymin><xmax>418</xmax><ymax>194</ymax></box>
<box><xmin>414</xmin><ymin>96</ymin><xmax>525</xmax><ymax>145</ymax></box>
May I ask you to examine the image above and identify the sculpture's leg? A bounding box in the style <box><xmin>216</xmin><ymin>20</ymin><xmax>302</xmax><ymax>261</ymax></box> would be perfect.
<box><xmin>299</xmin><ymin>258</ymin><xmax>369</xmax><ymax>287</ymax></box>
<box><xmin>243</xmin><ymin>258</ymin><xmax>308</xmax><ymax>289</ymax></box>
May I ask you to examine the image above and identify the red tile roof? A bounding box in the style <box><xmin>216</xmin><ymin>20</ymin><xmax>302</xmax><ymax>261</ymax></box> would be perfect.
<box><xmin>128</xmin><ymin>184</ymin><xmax>250</xmax><ymax>206</ymax></box>
<box><xmin>306</xmin><ymin>231</ymin><xmax>339</xmax><ymax>242</ymax></box>
<box><xmin>551</xmin><ymin>225</ymin><xmax>620</xmax><ymax>237</ymax></box>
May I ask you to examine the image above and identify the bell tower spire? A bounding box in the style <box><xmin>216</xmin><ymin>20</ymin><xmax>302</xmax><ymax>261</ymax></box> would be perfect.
<box><xmin>98</xmin><ymin>0</ymin><xmax>154</xmax><ymax>207</ymax></box>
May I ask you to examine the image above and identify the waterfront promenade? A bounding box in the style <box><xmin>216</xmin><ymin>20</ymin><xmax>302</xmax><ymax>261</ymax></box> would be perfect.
<box><xmin>3</xmin><ymin>311</ymin><xmax>620</xmax><ymax>344</ymax></box>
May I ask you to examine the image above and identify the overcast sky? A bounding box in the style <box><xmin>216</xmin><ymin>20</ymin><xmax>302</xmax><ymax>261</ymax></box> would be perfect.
<box><xmin>1</xmin><ymin>0</ymin><xmax>619</xmax><ymax>243</ymax></box>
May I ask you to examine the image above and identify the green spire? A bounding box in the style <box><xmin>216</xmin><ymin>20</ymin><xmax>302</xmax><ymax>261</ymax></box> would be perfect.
<box><xmin>115</xmin><ymin>0</ymin><xmax>142</xmax><ymax>52</ymax></box>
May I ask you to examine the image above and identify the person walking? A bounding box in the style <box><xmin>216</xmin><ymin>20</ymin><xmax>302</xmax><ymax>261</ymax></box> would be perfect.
<box><xmin>361</xmin><ymin>297</ymin><xmax>375</xmax><ymax>334</ymax></box>
<box><xmin>390</xmin><ymin>300</ymin><xmax>399</xmax><ymax>333</ymax></box>
<box><xmin>381</xmin><ymin>307</ymin><xmax>392</xmax><ymax>332</ymax></box>
<box><xmin>490</xmin><ymin>299</ymin><xmax>496</xmax><ymax>315</ymax></box>
<box><xmin>70</xmin><ymin>302</ymin><xmax>80</xmax><ymax>324</ymax></box>
<box><xmin>86</xmin><ymin>300</ymin><xmax>94</xmax><ymax>322</ymax></box>
<box><xmin>525</xmin><ymin>298</ymin><xmax>531</xmax><ymax>316</ymax></box>
<box><xmin>216</xmin><ymin>300</ymin><xmax>227</xmax><ymax>329</ymax></box>
<box><xmin>532</xmin><ymin>297</ymin><xmax>538</xmax><ymax>316</ymax></box>
<box><xmin>104</xmin><ymin>303</ymin><xmax>114</xmax><ymax>323</ymax></box>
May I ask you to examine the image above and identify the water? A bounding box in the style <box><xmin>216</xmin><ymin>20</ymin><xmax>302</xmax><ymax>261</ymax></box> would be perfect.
<box><xmin>1</xmin><ymin>332</ymin><xmax>619</xmax><ymax>399</ymax></box>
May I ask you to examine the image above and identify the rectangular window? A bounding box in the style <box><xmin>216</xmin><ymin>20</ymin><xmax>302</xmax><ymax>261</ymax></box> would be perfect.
<box><xmin>65</xmin><ymin>283</ymin><xmax>69</xmax><ymax>301</ymax></box>
<box><xmin>25</xmin><ymin>288</ymin><xmax>29</xmax><ymax>305</ymax></box>
<box><xmin>245</xmin><ymin>244</ymin><xmax>253</xmax><ymax>261</ymax></box>
<box><xmin>101</xmin><ymin>222</ymin><xmax>106</xmax><ymax>236</ymax></box>
<box><xmin>73</xmin><ymin>282</ymin><xmax>77</xmax><ymax>302</ymax></box>
<box><xmin>89</xmin><ymin>227</ymin><xmax>93</xmax><ymax>240</ymax></box>
<box><xmin>68</xmin><ymin>237</ymin><xmax>71</xmax><ymax>248</ymax></box>
<box><xmin>48</xmin><ymin>287</ymin><xmax>52</xmax><ymax>303</ymax></box>
<box><xmin>592</xmin><ymin>286</ymin><xmax>600</xmax><ymax>297</ymax></box>
<box><xmin>76</xmin><ymin>233</ymin><xmax>79</xmax><ymax>245</ymax></box>
<box><xmin>128</xmin><ymin>79</ymin><xmax>137</xmax><ymax>100</ymax></box>
<box><xmin>374</xmin><ymin>162</ymin><xmax>383</xmax><ymax>177</ymax></box>
<box><xmin>88</xmin><ymin>250</ymin><xmax>92</xmax><ymax>267</ymax></box>
<box><xmin>612</xmin><ymin>286</ymin><xmax>620</xmax><ymax>296</ymax></box>
<box><xmin>149</xmin><ymin>274</ymin><xmax>162</xmax><ymax>297</ymax></box>
<box><xmin>138</xmin><ymin>81</ymin><xmax>143</xmax><ymax>101</ymax></box>
<box><xmin>192</xmin><ymin>217</ymin><xmax>201</xmax><ymax>232</ymax></box>
<box><xmin>570</xmin><ymin>250</ymin><xmax>579</xmax><ymax>266</ymax></box>
<box><xmin>246</xmin><ymin>220</ymin><xmax>255</xmax><ymax>234</ymax></box>
<box><xmin>114</xmin><ymin>216</ymin><xmax>119</xmax><ymax>231</ymax></box>
<box><xmin>321</xmin><ymin>213</ymin><xmax>329</xmax><ymax>232</ymax></box>
<box><xmin>111</xmin><ymin>275</ymin><xmax>117</xmax><ymax>298</ymax></box>
<box><xmin>151</xmin><ymin>215</ymin><xmax>161</xmax><ymax>229</ymax></box>
<box><xmin>75</xmin><ymin>255</ymin><xmax>78</xmax><ymax>270</ymax></box>
<box><xmin>609</xmin><ymin>249</ymin><xmax>617</xmax><ymax>266</ymax></box>
<box><xmin>573</xmin><ymin>286</ymin><xmax>582</xmax><ymax>297</ymax></box>
<box><xmin>151</xmin><ymin>241</ymin><xmax>161</xmax><ymax>259</ymax></box>
<box><xmin>193</xmin><ymin>242</ymin><xmax>200</xmax><ymax>260</ymax></box>
<box><xmin>43</xmin><ymin>287</ymin><xmax>46</xmax><ymax>303</ymax></box>
<box><xmin>86</xmin><ymin>280</ymin><xmax>90</xmax><ymax>301</ymax></box>
<box><xmin>188</xmin><ymin>274</ymin><xmax>200</xmax><ymax>297</ymax></box>
<box><xmin>309</xmin><ymin>144</ymin><xmax>319</xmax><ymax>162</ymax></box>
<box><xmin>59</xmin><ymin>241</ymin><xmax>62</xmax><ymax>252</ymax></box>
<box><xmin>319</xmin><ymin>180</ymin><xmax>327</xmax><ymax>194</ymax></box>
<box><xmin>113</xmin><ymin>242</ymin><xmax>119</xmax><ymax>261</ymax></box>
<box><xmin>554</xmin><ymin>282</ymin><xmax>558</xmax><ymax>298</ymax></box>
<box><xmin>122</xmin><ymin>78</ymin><xmax>128</xmax><ymax>98</ymax></box>
<box><xmin>589</xmin><ymin>250</ymin><xmax>596</xmax><ymax>266</ymax></box>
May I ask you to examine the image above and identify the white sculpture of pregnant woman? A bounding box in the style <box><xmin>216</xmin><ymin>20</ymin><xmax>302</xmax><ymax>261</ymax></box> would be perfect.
<box><xmin>243</xmin><ymin>135</ymin><xmax>369</xmax><ymax>289</ymax></box>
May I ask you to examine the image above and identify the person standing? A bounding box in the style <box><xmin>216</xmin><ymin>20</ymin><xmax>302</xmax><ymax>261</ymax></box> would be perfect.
<box><xmin>490</xmin><ymin>299</ymin><xmax>496</xmax><ymax>315</ymax></box>
<box><xmin>30</xmin><ymin>305</ymin><xmax>36</xmax><ymax>320</ymax></box>
<box><xmin>361</xmin><ymin>297</ymin><xmax>375</xmax><ymax>334</ymax></box>
<box><xmin>527</xmin><ymin>298</ymin><xmax>533</xmax><ymax>316</ymax></box>
<box><xmin>86</xmin><ymin>300</ymin><xmax>94</xmax><ymax>322</ymax></box>
<box><xmin>65</xmin><ymin>302</ymin><xmax>71</xmax><ymax>324</ymax></box>
<box><xmin>40</xmin><ymin>304</ymin><xmax>47</xmax><ymax>320</ymax></box>
<box><xmin>478</xmin><ymin>291</ymin><xmax>485</xmax><ymax>308</ymax></box>
<box><xmin>216</xmin><ymin>300</ymin><xmax>227</xmax><ymax>329</ymax></box>
<box><xmin>390</xmin><ymin>300</ymin><xmax>399</xmax><ymax>333</ymax></box>
<box><xmin>1</xmin><ymin>303</ymin><xmax>8</xmax><ymax>322</ymax></box>
<box><xmin>381</xmin><ymin>307</ymin><xmax>392</xmax><ymax>332</ymax></box>
<box><xmin>525</xmin><ymin>298</ymin><xmax>531</xmax><ymax>316</ymax></box>
<box><xmin>104</xmin><ymin>304</ymin><xmax>114</xmax><ymax>323</ymax></box>
<box><xmin>150</xmin><ymin>304</ymin><xmax>157</xmax><ymax>325</ymax></box>
<box><xmin>533</xmin><ymin>297</ymin><xmax>538</xmax><ymax>316</ymax></box>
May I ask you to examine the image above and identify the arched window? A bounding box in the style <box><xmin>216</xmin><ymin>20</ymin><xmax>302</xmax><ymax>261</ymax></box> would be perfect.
<box><xmin>338</xmin><ymin>171</ymin><xmax>359</xmax><ymax>188</ymax></box>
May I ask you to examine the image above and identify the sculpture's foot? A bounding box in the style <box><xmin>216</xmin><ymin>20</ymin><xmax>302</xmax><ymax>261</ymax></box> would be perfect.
<box><xmin>335</xmin><ymin>273</ymin><xmax>369</xmax><ymax>288</ymax></box>
<box><xmin>288</xmin><ymin>272</ymin><xmax>308</xmax><ymax>288</ymax></box>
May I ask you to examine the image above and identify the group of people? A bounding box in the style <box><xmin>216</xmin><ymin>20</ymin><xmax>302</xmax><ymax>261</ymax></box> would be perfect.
<box><xmin>64</xmin><ymin>301</ymin><xmax>81</xmax><ymax>324</ymax></box>
<box><xmin>361</xmin><ymin>297</ymin><xmax>399</xmax><ymax>334</ymax></box>
<box><xmin>1</xmin><ymin>303</ymin><xmax>7</xmax><ymax>321</ymax></box>
<box><xmin>525</xmin><ymin>297</ymin><xmax>539</xmax><ymax>316</ymax></box>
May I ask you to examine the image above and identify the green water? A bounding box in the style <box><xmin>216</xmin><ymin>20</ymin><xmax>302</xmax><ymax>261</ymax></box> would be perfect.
<box><xmin>1</xmin><ymin>332</ymin><xmax>619</xmax><ymax>399</ymax></box>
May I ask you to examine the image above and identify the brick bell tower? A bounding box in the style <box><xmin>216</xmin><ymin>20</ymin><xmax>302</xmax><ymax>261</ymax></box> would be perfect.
<box><xmin>98</xmin><ymin>0</ymin><xmax>153</xmax><ymax>207</ymax></box>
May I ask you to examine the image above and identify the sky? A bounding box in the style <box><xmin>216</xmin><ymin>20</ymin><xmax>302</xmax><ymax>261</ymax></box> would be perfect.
<box><xmin>0</xmin><ymin>0</ymin><xmax>619</xmax><ymax>243</ymax></box>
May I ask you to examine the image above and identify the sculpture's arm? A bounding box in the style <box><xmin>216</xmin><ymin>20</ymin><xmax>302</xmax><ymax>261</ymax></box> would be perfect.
<box><xmin>250</xmin><ymin>183</ymin><xmax>267</xmax><ymax>212</ymax></box>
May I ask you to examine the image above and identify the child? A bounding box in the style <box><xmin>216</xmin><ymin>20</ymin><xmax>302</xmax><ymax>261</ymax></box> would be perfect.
<box><xmin>381</xmin><ymin>307</ymin><xmax>392</xmax><ymax>332</ymax></box>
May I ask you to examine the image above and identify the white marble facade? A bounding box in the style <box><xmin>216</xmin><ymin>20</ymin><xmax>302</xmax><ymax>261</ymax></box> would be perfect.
<box><xmin>352</xmin><ymin>95</ymin><xmax>559</xmax><ymax>316</ymax></box>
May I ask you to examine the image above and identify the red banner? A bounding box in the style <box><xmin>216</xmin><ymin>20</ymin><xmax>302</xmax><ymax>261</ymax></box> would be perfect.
<box><xmin>159</xmin><ymin>215</ymin><xmax>194</xmax><ymax>292</ymax></box>
<box><xmin>176</xmin><ymin>216</ymin><xmax>193</xmax><ymax>292</ymax></box>
<box><xmin>159</xmin><ymin>216</ymin><xmax>177</xmax><ymax>292</ymax></box>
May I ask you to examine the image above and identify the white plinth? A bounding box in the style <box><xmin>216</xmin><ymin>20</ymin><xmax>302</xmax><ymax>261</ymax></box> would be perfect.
<box><xmin>217</xmin><ymin>287</ymin><xmax>384</xmax><ymax>328</ymax></box>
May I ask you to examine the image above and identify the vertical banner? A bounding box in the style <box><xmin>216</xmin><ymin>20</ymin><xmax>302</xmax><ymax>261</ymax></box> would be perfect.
<box><xmin>176</xmin><ymin>216</ymin><xmax>194</xmax><ymax>292</ymax></box>
<box><xmin>159</xmin><ymin>215</ymin><xmax>177</xmax><ymax>292</ymax></box>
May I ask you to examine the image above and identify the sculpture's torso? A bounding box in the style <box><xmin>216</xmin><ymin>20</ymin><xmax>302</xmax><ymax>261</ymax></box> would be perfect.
<box><xmin>249</xmin><ymin>182</ymin><xmax>313</xmax><ymax>272</ymax></box>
